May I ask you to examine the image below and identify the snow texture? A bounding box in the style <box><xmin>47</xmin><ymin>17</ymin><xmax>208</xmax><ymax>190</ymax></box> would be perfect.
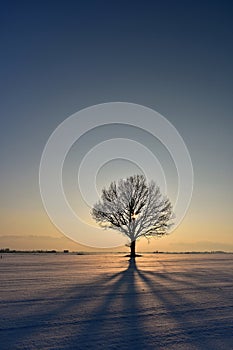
<box><xmin>0</xmin><ymin>253</ymin><xmax>233</xmax><ymax>349</ymax></box>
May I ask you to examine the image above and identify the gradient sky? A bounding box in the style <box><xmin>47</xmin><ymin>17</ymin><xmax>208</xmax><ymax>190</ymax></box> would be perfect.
<box><xmin>1</xmin><ymin>1</ymin><xmax>233</xmax><ymax>251</ymax></box>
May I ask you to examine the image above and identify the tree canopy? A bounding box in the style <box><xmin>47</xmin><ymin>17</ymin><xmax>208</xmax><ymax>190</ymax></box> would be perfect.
<box><xmin>91</xmin><ymin>174</ymin><xmax>174</xmax><ymax>257</ymax></box>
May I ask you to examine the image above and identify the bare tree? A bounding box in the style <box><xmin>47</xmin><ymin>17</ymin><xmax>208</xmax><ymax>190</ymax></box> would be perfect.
<box><xmin>91</xmin><ymin>175</ymin><xmax>174</xmax><ymax>258</ymax></box>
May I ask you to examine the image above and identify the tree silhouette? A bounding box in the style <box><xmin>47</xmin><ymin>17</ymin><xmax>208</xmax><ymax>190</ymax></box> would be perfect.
<box><xmin>91</xmin><ymin>175</ymin><xmax>174</xmax><ymax>258</ymax></box>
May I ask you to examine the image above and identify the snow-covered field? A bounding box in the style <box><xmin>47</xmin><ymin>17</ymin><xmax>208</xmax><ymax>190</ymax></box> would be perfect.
<box><xmin>0</xmin><ymin>253</ymin><xmax>233</xmax><ymax>349</ymax></box>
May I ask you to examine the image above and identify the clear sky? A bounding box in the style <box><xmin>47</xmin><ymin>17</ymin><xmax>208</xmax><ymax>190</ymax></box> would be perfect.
<box><xmin>1</xmin><ymin>1</ymin><xmax>233</xmax><ymax>252</ymax></box>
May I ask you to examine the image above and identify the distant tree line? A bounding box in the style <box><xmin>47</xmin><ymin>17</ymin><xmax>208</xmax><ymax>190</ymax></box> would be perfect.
<box><xmin>0</xmin><ymin>248</ymin><xmax>57</xmax><ymax>253</ymax></box>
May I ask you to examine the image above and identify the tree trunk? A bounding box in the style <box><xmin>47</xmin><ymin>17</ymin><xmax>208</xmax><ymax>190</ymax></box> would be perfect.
<box><xmin>130</xmin><ymin>240</ymin><xmax>136</xmax><ymax>258</ymax></box>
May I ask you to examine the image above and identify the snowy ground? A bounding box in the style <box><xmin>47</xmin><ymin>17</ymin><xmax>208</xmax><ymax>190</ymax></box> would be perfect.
<box><xmin>0</xmin><ymin>253</ymin><xmax>233</xmax><ymax>350</ymax></box>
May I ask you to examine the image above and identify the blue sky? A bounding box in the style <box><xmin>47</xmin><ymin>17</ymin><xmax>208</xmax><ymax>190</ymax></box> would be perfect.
<box><xmin>1</xmin><ymin>1</ymin><xmax>233</xmax><ymax>251</ymax></box>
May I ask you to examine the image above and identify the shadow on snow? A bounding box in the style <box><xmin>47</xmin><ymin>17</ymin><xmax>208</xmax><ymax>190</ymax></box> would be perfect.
<box><xmin>1</xmin><ymin>258</ymin><xmax>233</xmax><ymax>350</ymax></box>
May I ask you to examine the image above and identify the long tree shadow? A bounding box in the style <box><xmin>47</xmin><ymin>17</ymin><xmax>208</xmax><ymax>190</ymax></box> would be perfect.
<box><xmin>63</xmin><ymin>258</ymin><xmax>151</xmax><ymax>349</ymax></box>
<box><xmin>1</xmin><ymin>257</ymin><xmax>233</xmax><ymax>350</ymax></box>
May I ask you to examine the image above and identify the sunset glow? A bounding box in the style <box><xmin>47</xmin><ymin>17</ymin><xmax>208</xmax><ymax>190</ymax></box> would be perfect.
<box><xmin>1</xmin><ymin>1</ymin><xmax>232</xmax><ymax>252</ymax></box>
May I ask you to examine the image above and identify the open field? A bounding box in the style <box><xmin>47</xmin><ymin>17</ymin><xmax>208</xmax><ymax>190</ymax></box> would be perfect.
<box><xmin>0</xmin><ymin>253</ymin><xmax>233</xmax><ymax>349</ymax></box>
